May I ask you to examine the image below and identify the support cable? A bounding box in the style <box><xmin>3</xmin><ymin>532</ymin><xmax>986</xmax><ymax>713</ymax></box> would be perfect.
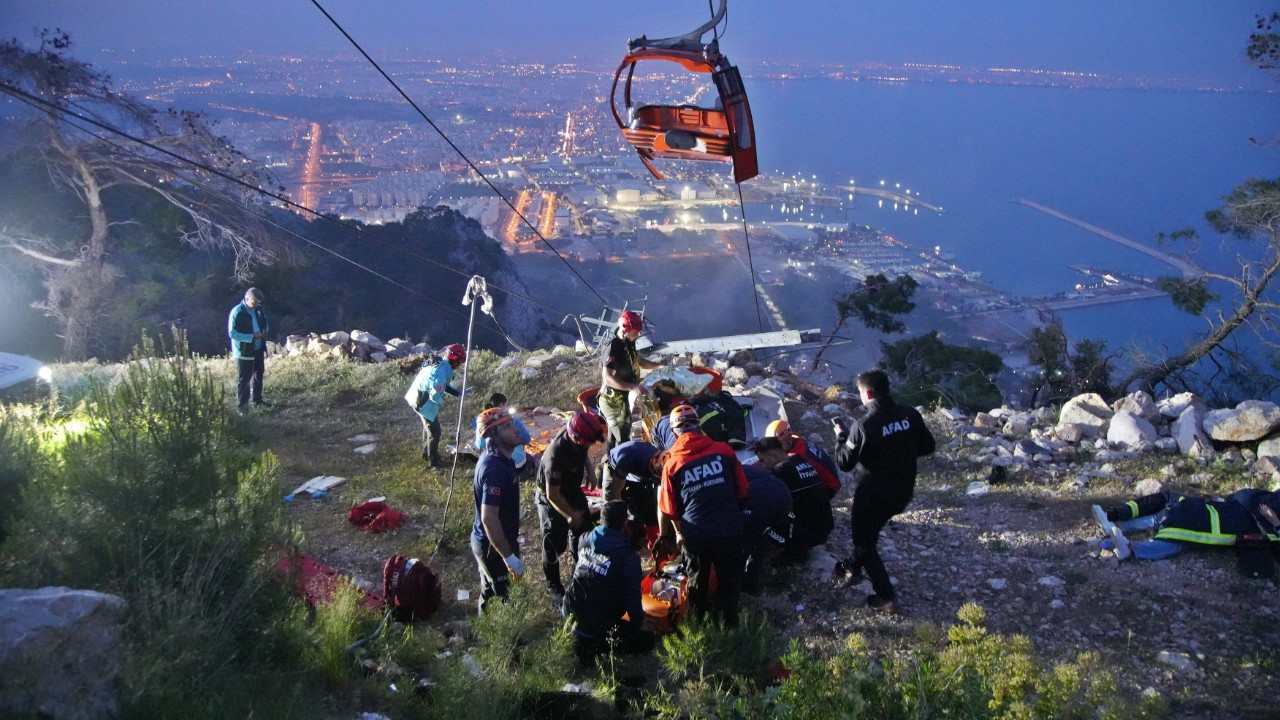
<box><xmin>308</xmin><ymin>0</ymin><xmax>610</xmax><ymax>307</ymax></box>
<box><xmin>736</xmin><ymin>181</ymin><xmax>766</xmax><ymax>332</ymax></box>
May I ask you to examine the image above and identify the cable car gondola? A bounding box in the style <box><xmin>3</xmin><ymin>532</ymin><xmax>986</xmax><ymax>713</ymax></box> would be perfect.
<box><xmin>610</xmin><ymin>0</ymin><xmax>758</xmax><ymax>184</ymax></box>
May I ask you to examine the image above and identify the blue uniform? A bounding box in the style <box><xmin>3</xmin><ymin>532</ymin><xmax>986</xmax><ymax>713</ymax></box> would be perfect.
<box><xmin>470</xmin><ymin>447</ymin><xmax>520</xmax><ymax>608</ymax></box>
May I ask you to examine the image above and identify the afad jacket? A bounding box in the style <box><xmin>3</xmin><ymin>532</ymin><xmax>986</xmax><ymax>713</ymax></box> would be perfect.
<box><xmin>659</xmin><ymin>431</ymin><xmax>748</xmax><ymax>543</ymax></box>
<box><xmin>227</xmin><ymin>302</ymin><xmax>269</xmax><ymax>359</ymax></box>
<box><xmin>404</xmin><ymin>359</ymin><xmax>458</xmax><ymax>422</ymax></box>
<box><xmin>789</xmin><ymin>435</ymin><xmax>840</xmax><ymax>497</ymax></box>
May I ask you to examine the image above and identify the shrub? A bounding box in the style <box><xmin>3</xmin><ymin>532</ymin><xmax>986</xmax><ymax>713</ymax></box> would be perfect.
<box><xmin>0</xmin><ymin>408</ymin><xmax>39</xmax><ymax>545</ymax></box>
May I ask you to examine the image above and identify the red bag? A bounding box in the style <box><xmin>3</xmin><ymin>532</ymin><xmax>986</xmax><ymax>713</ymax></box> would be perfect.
<box><xmin>382</xmin><ymin>555</ymin><xmax>442</xmax><ymax>621</ymax></box>
<box><xmin>347</xmin><ymin>501</ymin><xmax>405</xmax><ymax>533</ymax></box>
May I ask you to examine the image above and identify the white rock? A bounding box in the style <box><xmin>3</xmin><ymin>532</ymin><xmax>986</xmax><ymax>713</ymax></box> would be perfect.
<box><xmin>1154</xmin><ymin>437</ymin><xmax>1179</xmax><ymax>454</ymax></box>
<box><xmin>525</xmin><ymin>353</ymin><xmax>554</xmax><ymax>369</ymax></box>
<box><xmin>353</xmin><ymin>443</ymin><xmax>377</xmax><ymax>454</ymax></box>
<box><xmin>1257</xmin><ymin>433</ymin><xmax>1280</xmax><ymax>459</ymax></box>
<box><xmin>1172</xmin><ymin>406</ymin><xmax>1212</xmax><ymax>456</ymax></box>
<box><xmin>1107</xmin><ymin>411</ymin><xmax>1158</xmax><ymax>449</ymax></box>
<box><xmin>1112</xmin><ymin>391</ymin><xmax>1159</xmax><ymax>422</ymax></box>
<box><xmin>966</xmin><ymin>481</ymin><xmax>991</xmax><ymax>497</ymax></box>
<box><xmin>940</xmin><ymin>407</ymin><xmax>967</xmax><ymax>422</ymax></box>
<box><xmin>723</xmin><ymin>366</ymin><xmax>750</xmax><ymax>386</ymax></box>
<box><xmin>986</xmin><ymin>578</ymin><xmax>1007</xmax><ymax>590</ymax></box>
<box><xmin>1055</xmin><ymin>424</ymin><xmax>1085</xmax><ymax>443</ymax></box>
<box><xmin>1057</xmin><ymin>393</ymin><xmax>1113</xmax><ymax>431</ymax></box>
<box><xmin>347</xmin><ymin>434</ymin><xmax>378</xmax><ymax>443</ymax></box>
<box><xmin>1203</xmin><ymin>400</ymin><xmax>1280</xmax><ymax>442</ymax></box>
<box><xmin>1157</xmin><ymin>392</ymin><xmax>1202</xmax><ymax>419</ymax></box>
<box><xmin>350</xmin><ymin>330</ymin><xmax>385</xmax><ymax>351</ymax></box>
<box><xmin>1134</xmin><ymin>478</ymin><xmax>1166</xmax><ymax>496</ymax></box>
<box><xmin>519</xmin><ymin>367</ymin><xmax>541</xmax><ymax>381</ymax></box>
<box><xmin>321</xmin><ymin>330</ymin><xmax>350</xmax><ymax>345</ymax></box>
<box><xmin>1156</xmin><ymin>650</ymin><xmax>1196</xmax><ymax>672</ymax></box>
<box><xmin>1037</xmin><ymin>575</ymin><xmax>1064</xmax><ymax>588</ymax></box>
<box><xmin>1049</xmin><ymin>599</ymin><xmax>1066</xmax><ymax>610</ymax></box>
<box><xmin>496</xmin><ymin>356</ymin><xmax>521</xmax><ymax>372</ymax></box>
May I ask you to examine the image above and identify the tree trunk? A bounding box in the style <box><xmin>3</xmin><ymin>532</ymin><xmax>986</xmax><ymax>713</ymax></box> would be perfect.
<box><xmin>58</xmin><ymin>154</ymin><xmax>112</xmax><ymax>361</ymax></box>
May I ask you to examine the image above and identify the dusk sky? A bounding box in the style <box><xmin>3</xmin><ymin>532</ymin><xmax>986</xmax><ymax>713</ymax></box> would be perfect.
<box><xmin>3</xmin><ymin>1</ymin><xmax>1275</xmax><ymax>87</ymax></box>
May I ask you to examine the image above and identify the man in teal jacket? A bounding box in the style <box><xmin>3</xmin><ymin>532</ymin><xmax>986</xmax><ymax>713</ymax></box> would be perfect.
<box><xmin>404</xmin><ymin>343</ymin><xmax>467</xmax><ymax>467</ymax></box>
<box><xmin>227</xmin><ymin>287</ymin><xmax>270</xmax><ymax>412</ymax></box>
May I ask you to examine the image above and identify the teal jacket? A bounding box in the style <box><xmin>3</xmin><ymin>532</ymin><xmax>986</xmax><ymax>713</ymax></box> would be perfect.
<box><xmin>228</xmin><ymin>302</ymin><xmax>269</xmax><ymax>359</ymax></box>
<box><xmin>404</xmin><ymin>360</ymin><xmax>458</xmax><ymax>422</ymax></box>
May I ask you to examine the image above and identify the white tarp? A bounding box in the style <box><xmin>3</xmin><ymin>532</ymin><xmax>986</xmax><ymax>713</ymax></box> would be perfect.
<box><xmin>0</xmin><ymin>352</ymin><xmax>45</xmax><ymax>390</ymax></box>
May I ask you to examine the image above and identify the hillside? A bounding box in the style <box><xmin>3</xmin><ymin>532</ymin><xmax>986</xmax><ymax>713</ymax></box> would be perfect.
<box><xmin>6</xmin><ymin>346</ymin><xmax>1280</xmax><ymax>719</ymax></box>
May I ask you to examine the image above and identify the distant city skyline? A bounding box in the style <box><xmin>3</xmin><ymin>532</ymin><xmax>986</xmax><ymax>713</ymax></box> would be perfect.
<box><xmin>3</xmin><ymin>1</ymin><xmax>1275</xmax><ymax>88</ymax></box>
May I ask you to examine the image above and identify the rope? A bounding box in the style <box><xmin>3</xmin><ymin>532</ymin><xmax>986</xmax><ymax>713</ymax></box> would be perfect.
<box><xmin>428</xmin><ymin>275</ymin><xmax>492</xmax><ymax>565</ymax></box>
<box><xmin>308</xmin><ymin>0</ymin><xmax>611</xmax><ymax>308</ymax></box>
<box><xmin>736</xmin><ymin>181</ymin><xmax>766</xmax><ymax>332</ymax></box>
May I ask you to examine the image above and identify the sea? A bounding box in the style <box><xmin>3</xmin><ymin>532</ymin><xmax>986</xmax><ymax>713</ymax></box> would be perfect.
<box><xmin>745</xmin><ymin>78</ymin><xmax>1280</xmax><ymax>360</ymax></box>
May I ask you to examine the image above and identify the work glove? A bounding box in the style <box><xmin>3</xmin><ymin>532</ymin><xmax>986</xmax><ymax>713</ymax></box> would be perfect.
<box><xmin>504</xmin><ymin>554</ymin><xmax>524</xmax><ymax>579</ymax></box>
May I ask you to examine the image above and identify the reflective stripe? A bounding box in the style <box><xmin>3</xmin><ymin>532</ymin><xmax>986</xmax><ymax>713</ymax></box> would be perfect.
<box><xmin>1125</xmin><ymin>500</ymin><xmax>1140</xmax><ymax>520</ymax></box>
<box><xmin>1208</xmin><ymin>505</ymin><xmax>1221</xmax><ymax>536</ymax></box>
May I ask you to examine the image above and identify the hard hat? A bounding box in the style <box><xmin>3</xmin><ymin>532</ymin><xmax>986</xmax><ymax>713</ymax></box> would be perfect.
<box><xmin>444</xmin><ymin>343</ymin><xmax>467</xmax><ymax>363</ymax></box>
<box><xmin>648</xmin><ymin>449</ymin><xmax>668</xmax><ymax>476</ymax></box>
<box><xmin>567</xmin><ymin>411</ymin><xmax>606</xmax><ymax>445</ymax></box>
<box><xmin>619</xmin><ymin>310</ymin><xmax>643</xmax><ymax>334</ymax></box>
<box><xmin>669</xmin><ymin>404</ymin><xmax>700</xmax><ymax>432</ymax></box>
<box><xmin>765</xmin><ymin>419</ymin><xmax>792</xmax><ymax>439</ymax></box>
<box><xmin>477</xmin><ymin>407</ymin><xmax>512</xmax><ymax>436</ymax></box>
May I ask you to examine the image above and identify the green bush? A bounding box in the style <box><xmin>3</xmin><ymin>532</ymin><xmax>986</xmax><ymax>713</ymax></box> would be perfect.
<box><xmin>0</xmin><ymin>408</ymin><xmax>39</xmax><ymax>545</ymax></box>
<box><xmin>0</xmin><ymin>338</ymin><xmax>296</xmax><ymax>718</ymax></box>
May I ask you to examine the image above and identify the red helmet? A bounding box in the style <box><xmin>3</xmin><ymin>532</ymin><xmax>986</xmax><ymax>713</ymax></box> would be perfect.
<box><xmin>567</xmin><ymin>411</ymin><xmax>606</xmax><ymax>445</ymax></box>
<box><xmin>444</xmin><ymin>343</ymin><xmax>466</xmax><ymax>363</ymax></box>
<box><xmin>619</xmin><ymin>310</ymin><xmax>643</xmax><ymax>334</ymax></box>
<box><xmin>669</xmin><ymin>404</ymin><xmax>700</xmax><ymax>432</ymax></box>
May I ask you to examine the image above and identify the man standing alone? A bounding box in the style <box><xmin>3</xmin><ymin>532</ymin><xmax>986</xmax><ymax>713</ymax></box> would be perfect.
<box><xmin>833</xmin><ymin>370</ymin><xmax>935</xmax><ymax>613</ymax></box>
<box><xmin>405</xmin><ymin>343</ymin><xmax>467</xmax><ymax>468</ymax></box>
<box><xmin>228</xmin><ymin>287</ymin><xmax>270</xmax><ymax>412</ymax></box>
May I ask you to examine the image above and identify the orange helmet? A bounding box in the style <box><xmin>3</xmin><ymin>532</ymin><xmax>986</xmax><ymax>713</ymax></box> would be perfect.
<box><xmin>669</xmin><ymin>404</ymin><xmax>700</xmax><ymax>432</ymax></box>
<box><xmin>477</xmin><ymin>407</ymin><xmax>512</xmax><ymax>436</ymax></box>
<box><xmin>765</xmin><ymin>419</ymin><xmax>792</xmax><ymax>439</ymax></box>
<box><xmin>619</xmin><ymin>310</ymin><xmax>643</xmax><ymax>334</ymax></box>
<box><xmin>444</xmin><ymin>343</ymin><xmax>467</xmax><ymax>363</ymax></box>
<box><xmin>567</xmin><ymin>411</ymin><xmax>606</xmax><ymax>445</ymax></box>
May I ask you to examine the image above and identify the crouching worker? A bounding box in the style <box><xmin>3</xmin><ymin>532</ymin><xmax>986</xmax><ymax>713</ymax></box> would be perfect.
<box><xmin>739</xmin><ymin>463</ymin><xmax>793</xmax><ymax>595</ymax></box>
<box><xmin>563</xmin><ymin>500</ymin><xmax>655</xmax><ymax>664</ymax></box>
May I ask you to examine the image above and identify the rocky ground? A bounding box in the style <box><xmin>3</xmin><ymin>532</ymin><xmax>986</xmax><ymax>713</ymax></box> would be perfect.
<box><xmin>259</xmin><ymin>348</ymin><xmax>1279</xmax><ymax>720</ymax></box>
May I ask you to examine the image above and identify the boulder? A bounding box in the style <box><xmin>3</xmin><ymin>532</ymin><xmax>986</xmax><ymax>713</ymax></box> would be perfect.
<box><xmin>1003</xmin><ymin>412</ymin><xmax>1034</xmax><ymax>437</ymax></box>
<box><xmin>1055</xmin><ymin>424</ymin><xmax>1085</xmax><ymax>443</ymax></box>
<box><xmin>1253</xmin><ymin>456</ymin><xmax>1280</xmax><ymax>484</ymax></box>
<box><xmin>0</xmin><ymin>587</ymin><xmax>127</xmax><ymax>720</ymax></box>
<box><xmin>728</xmin><ymin>349</ymin><xmax>756</xmax><ymax>367</ymax></box>
<box><xmin>690</xmin><ymin>352</ymin><xmax>711</xmax><ymax>369</ymax></box>
<box><xmin>321</xmin><ymin>330</ymin><xmax>351</xmax><ymax>345</ymax></box>
<box><xmin>520</xmin><ymin>367</ymin><xmax>540</xmax><ymax>381</ymax></box>
<box><xmin>723</xmin><ymin>366</ymin><xmax>749</xmax><ymax>386</ymax></box>
<box><xmin>350</xmin><ymin>330</ymin><xmax>385</xmax><ymax>351</ymax></box>
<box><xmin>973</xmin><ymin>412</ymin><xmax>1001</xmax><ymax>431</ymax></box>
<box><xmin>1256</xmin><ymin>433</ymin><xmax>1280</xmax><ymax>459</ymax></box>
<box><xmin>1157</xmin><ymin>392</ymin><xmax>1203</xmax><ymax>420</ymax></box>
<box><xmin>306</xmin><ymin>338</ymin><xmax>334</xmax><ymax>355</ymax></box>
<box><xmin>1112</xmin><ymin>391</ymin><xmax>1159</xmax><ymax>423</ymax></box>
<box><xmin>1056</xmin><ymin>393</ymin><xmax>1112</xmax><ymax>433</ymax></box>
<box><xmin>525</xmin><ymin>353</ymin><xmax>554</xmax><ymax>369</ymax></box>
<box><xmin>369</xmin><ymin>352</ymin><xmax>387</xmax><ymax>363</ymax></box>
<box><xmin>1172</xmin><ymin>406</ymin><xmax>1212</xmax><ymax>457</ymax></box>
<box><xmin>1107</xmin><ymin>411</ymin><xmax>1158</xmax><ymax>450</ymax></box>
<box><xmin>1203</xmin><ymin>400</ymin><xmax>1280</xmax><ymax>442</ymax></box>
<box><xmin>744</xmin><ymin>361</ymin><xmax>765</xmax><ymax>377</ymax></box>
<box><xmin>1133</xmin><ymin>477</ymin><xmax>1166</xmax><ymax>496</ymax></box>
<box><xmin>285</xmin><ymin>334</ymin><xmax>310</xmax><ymax>353</ymax></box>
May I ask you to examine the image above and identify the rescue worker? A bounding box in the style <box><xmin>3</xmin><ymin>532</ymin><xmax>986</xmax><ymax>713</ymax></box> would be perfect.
<box><xmin>766</xmin><ymin>419</ymin><xmax>841</xmax><ymax>498</ymax></box>
<box><xmin>1092</xmin><ymin>487</ymin><xmax>1280</xmax><ymax>561</ymax></box>
<box><xmin>227</xmin><ymin>287</ymin><xmax>271</xmax><ymax>413</ymax></box>
<box><xmin>563</xmin><ymin>500</ymin><xmax>654</xmax><ymax>664</ymax></box>
<box><xmin>404</xmin><ymin>343</ymin><xmax>467</xmax><ymax>468</ymax></box>
<box><xmin>739</xmin><ymin>462</ymin><xmax>793</xmax><ymax>595</ymax></box>
<box><xmin>535</xmin><ymin>411</ymin><xmax>607</xmax><ymax>603</ymax></box>
<box><xmin>470</xmin><ymin>407</ymin><xmax>526</xmax><ymax>613</ymax></box>
<box><xmin>657</xmin><ymin>404</ymin><xmax>748</xmax><ymax>626</ymax></box>
<box><xmin>600</xmin><ymin>310</ymin><xmax>662</xmax><ymax>498</ymax></box>
<box><xmin>751</xmin><ymin>436</ymin><xmax>833</xmax><ymax>560</ymax></box>
<box><xmin>475</xmin><ymin>392</ymin><xmax>532</xmax><ymax>472</ymax></box>
<box><xmin>607</xmin><ymin>439</ymin><xmax>663</xmax><ymax>544</ymax></box>
<box><xmin>832</xmin><ymin>369</ymin><xmax>936</xmax><ymax>613</ymax></box>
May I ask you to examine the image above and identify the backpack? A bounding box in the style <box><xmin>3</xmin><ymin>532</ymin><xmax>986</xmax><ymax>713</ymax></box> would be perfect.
<box><xmin>347</xmin><ymin>501</ymin><xmax>405</xmax><ymax>533</ymax></box>
<box><xmin>382</xmin><ymin>555</ymin><xmax>442</xmax><ymax>621</ymax></box>
<box><xmin>689</xmin><ymin>391</ymin><xmax>747</xmax><ymax>447</ymax></box>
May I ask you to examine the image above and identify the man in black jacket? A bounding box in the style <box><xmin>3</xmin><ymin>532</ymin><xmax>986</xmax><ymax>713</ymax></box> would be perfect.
<box><xmin>833</xmin><ymin>369</ymin><xmax>935</xmax><ymax>613</ymax></box>
<box><xmin>563</xmin><ymin>500</ymin><xmax>653</xmax><ymax>664</ymax></box>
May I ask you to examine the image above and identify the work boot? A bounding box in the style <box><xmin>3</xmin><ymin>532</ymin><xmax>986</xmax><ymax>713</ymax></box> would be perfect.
<box><xmin>866</xmin><ymin>594</ymin><xmax>896</xmax><ymax>613</ymax></box>
<box><xmin>252</xmin><ymin>398</ymin><xmax>272</xmax><ymax>408</ymax></box>
<box><xmin>832</xmin><ymin>557</ymin><xmax>865</xmax><ymax>588</ymax></box>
